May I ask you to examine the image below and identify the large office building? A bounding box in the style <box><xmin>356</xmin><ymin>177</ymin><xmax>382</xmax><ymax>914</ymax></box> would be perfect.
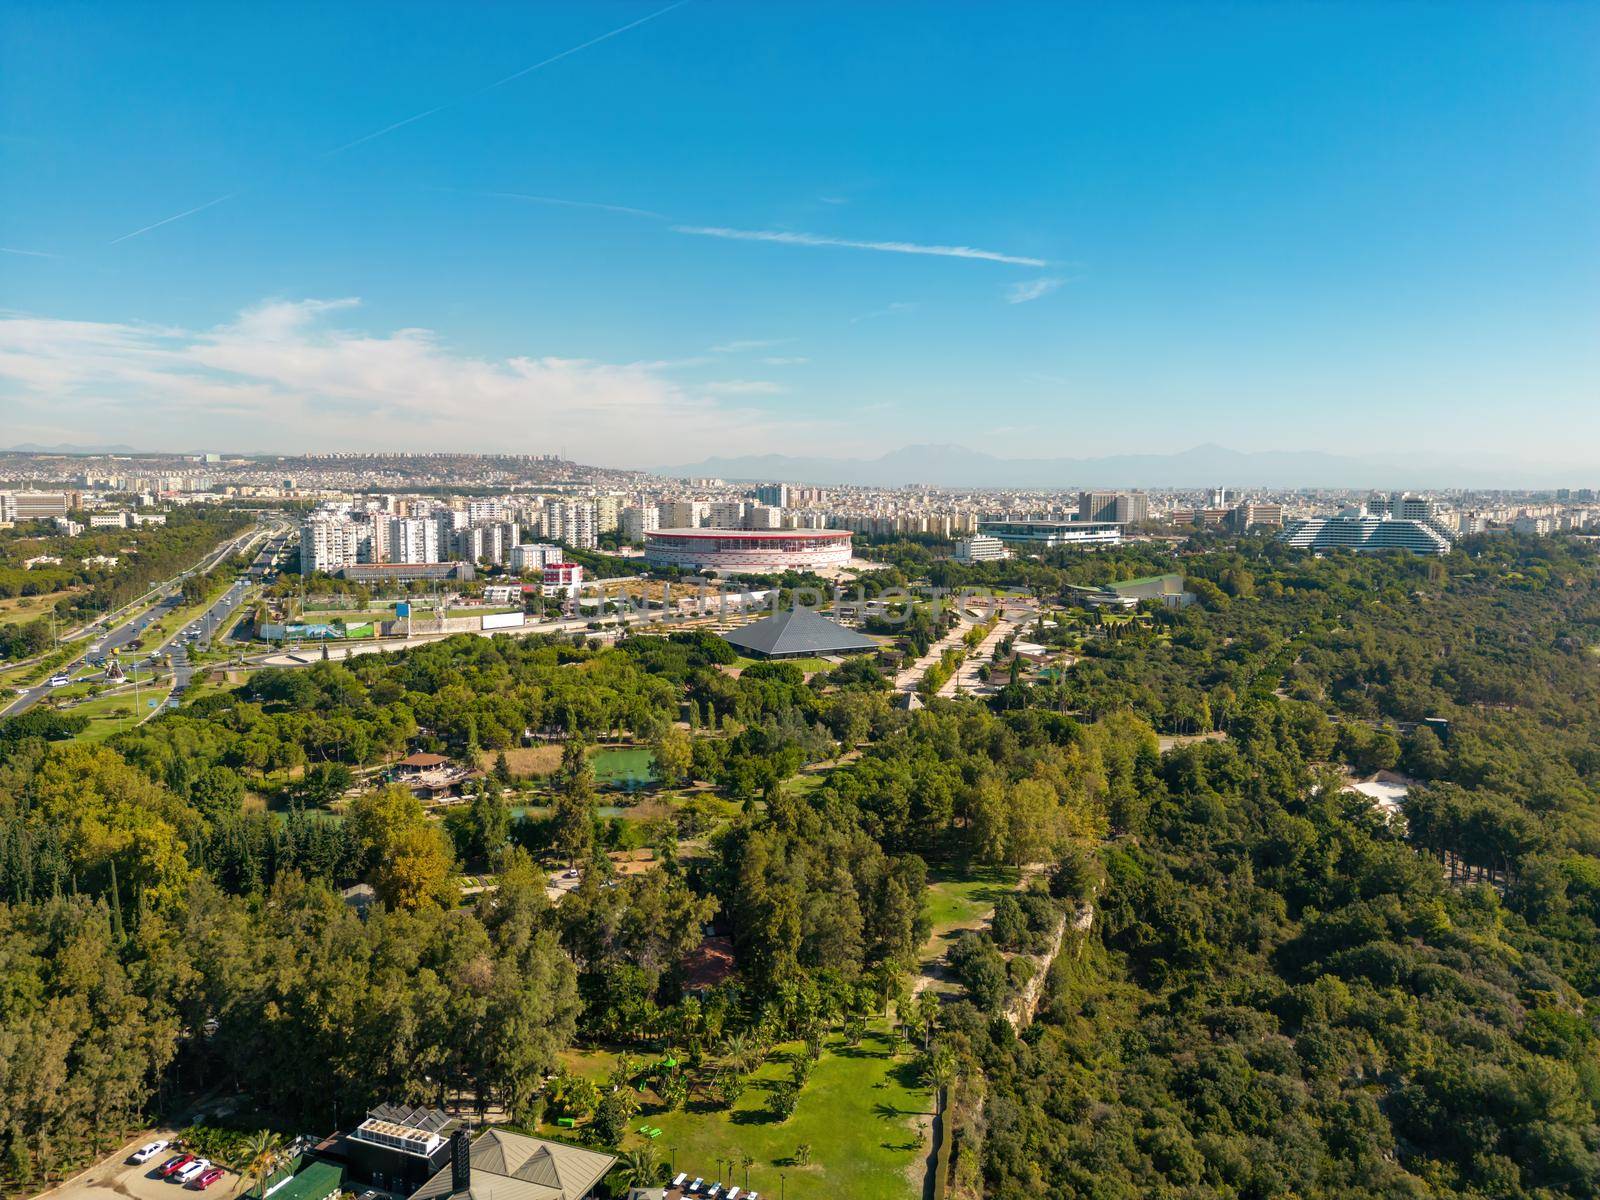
<box><xmin>644</xmin><ymin>527</ymin><xmax>853</xmax><ymax>573</ymax></box>
<box><xmin>978</xmin><ymin>519</ymin><xmax>1123</xmax><ymax>550</ymax></box>
<box><xmin>953</xmin><ymin>534</ymin><xmax>1010</xmax><ymax>562</ymax></box>
<box><xmin>1278</xmin><ymin>509</ymin><xmax>1454</xmax><ymax>555</ymax></box>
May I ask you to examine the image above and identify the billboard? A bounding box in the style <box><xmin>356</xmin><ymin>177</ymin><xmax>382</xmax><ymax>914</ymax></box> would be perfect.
<box><xmin>395</xmin><ymin>601</ymin><xmax>411</xmax><ymax>618</ymax></box>
<box><xmin>481</xmin><ymin>611</ymin><xmax>526</xmax><ymax>630</ymax></box>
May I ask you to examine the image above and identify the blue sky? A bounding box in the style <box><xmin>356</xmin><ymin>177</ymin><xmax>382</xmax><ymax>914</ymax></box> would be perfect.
<box><xmin>1</xmin><ymin>1</ymin><xmax>1596</xmax><ymax>469</ymax></box>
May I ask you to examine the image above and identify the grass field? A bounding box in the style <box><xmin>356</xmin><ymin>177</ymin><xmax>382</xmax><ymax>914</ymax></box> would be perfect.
<box><xmin>550</xmin><ymin>1025</ymin><xmax>927</xmax><ymax>1200</ymax></box>
<box><xmin>922</xmin><ymin>865</ymin><xmax>1020</xmax><ymax>936</ymax></box>
<box><xmin>733</xmin><ymin>655</ymin><xmax>836</xmax><ymax>674</ymax></box>
<box><xmin>0</xmin><ymin>589</ymin><xmax>78</xmax><ymax>627</ymax></box>
<box><xmin>65</xmin><ymin>683</ymin><xmax>174</xmax><ymax>741</ymax></box>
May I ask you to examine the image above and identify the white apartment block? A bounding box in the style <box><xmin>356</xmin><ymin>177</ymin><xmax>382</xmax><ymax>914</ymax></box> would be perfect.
<box><xmin>301</xmin><ymin>517</ymin><xmax>364</xmax><ymax>574</ymax></box>
<box><xmin>661</xmin><ymin>500</ymin><xmax>707</xmax><ymax>528</ymax></box>
<box><xmin>621</xmin><ymin>504</ymin><xmax>660</xmax><ymax>542</ymax></box>
<box><xmin>510</xmin><ymin>543</ymin><xmax>563</xmax><ymax>574</ymax></box>
<box><xmin>707</xmin><ymin>501</ymin><xmax>746</xmax><ymax>529</ymax></box>
<box><xmin>388</xmin><ymin>516</ymin><xmax>441</xmax><ymax>564</ymax></box>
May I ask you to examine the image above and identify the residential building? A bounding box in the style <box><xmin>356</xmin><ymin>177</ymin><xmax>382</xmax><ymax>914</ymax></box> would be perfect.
<box><xmin>707</xmin><ymin>500</ymin><xmax>746</xmax><ymax>529</ymax></box>
<box><xmin>510</xmin><ymin>542</ymin><xmax>562</xmax><ymax>574</ymax></box>
<box><xmin>754</xmin><ymin>483</ymin><xmax>790</xmax><ymax>507</ymax></box>
<box><xmin>389</xmin><ymin>517</ymin><xmax>441</xmax><ymax>564</ymax></box>
<box><xmin>660</xmin><ymin>500</ymin><xmax>706</xmax><ymax>528</ymax></box>
<box><xmin>620</xmin><ymin>504</ymin><xmax>659</xmax><ymax>542</ymax></box>
<box><xmin>410</xmin><ymin>1128</ymin><xmax>615</xmax><ymax>1200</ymax></box>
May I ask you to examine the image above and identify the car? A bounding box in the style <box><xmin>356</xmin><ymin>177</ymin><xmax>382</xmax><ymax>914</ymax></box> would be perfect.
<box><xmin>174</xmin><ymin>1159</ymin><xmax>211</xmax><ymax>1184</ymax></box>
<box><xmin>158</xmin><ymin>1154</ymin><xmax>195</xmax><ymax>1178</ymax></box>
<box><xmin>47</xmin><ymin>675</ymin><xmax>70</xmax><ymax>687</ymax></box>
<box><xmin>190</xmin><ymin>1168</ymin><xmax>226</xmax><ymax>1191</ymax></box>
<box><xmin>130</xmin><ymin>1140</ymin><xmax>170</xmax><ymax>1164</ymax></box>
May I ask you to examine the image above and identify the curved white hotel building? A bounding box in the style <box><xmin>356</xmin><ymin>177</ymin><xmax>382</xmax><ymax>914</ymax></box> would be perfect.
<box><xmin>644</xmin><ymin>527</ymin><xmax>853</xmax><ymax>573</ymax></box>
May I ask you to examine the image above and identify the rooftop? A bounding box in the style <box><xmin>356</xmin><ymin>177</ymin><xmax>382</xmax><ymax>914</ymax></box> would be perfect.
<box><xmin>720</xmin><ymin>607</ymin><xmax>879</xmax><ymax>659</ymax></box>
<box><xmin>411</xmin><ymin>1129</ymin><xmax>616</xmax><ymax>1200</ymax></box>
<box><xmin>646</xmin><ymin>527</ymin><xmax>849</xmax><ymax>540</ymax></box>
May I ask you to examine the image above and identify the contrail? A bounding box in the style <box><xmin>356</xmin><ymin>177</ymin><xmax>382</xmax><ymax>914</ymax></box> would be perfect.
<box><xmin>674</xmin><ymin>224</ymin><xmax>1048</xmax><ymax>267</ymax></box>
<box><xmin>107</xmin><ymin>1</ymin><xmax>691</xmax><ymax>244</ymax></box>
<box><xmin>463</xmin><ymin>189</ymin><xmax>668</xmax><ymax>221</ymax></box>
<box><xmin>1</xmin><ymin>246</ymin><xmax>61</xmax><ymax>258</ymax></box>
<box><xmin>108</xmin><ymin>193</ymin><xmax>241</xmax><ymax>246</ymax></box>
<box><xmin>325</xmin><ymin>0</ymin><xmax>689</xmax><ymax>156</ymax></box>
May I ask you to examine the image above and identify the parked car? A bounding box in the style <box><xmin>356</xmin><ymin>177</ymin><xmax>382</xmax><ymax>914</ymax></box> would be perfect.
<box><xmin>158</xmin><ymin>1155</ymin><xmax>195</xmax><ymax>1178</ymax></box>
<box><xmin>130</xmin><ymin>1141</ymin><xmax>169</xmax><ymax>1164</ymax></box>
<box><xmin>190</xmin><ymin>1167</ymin><xmax>226</xmax><ymax>1190</ymax></box>
<box><xmin>174</xmin><ymin>1159</ymin><xmax>211</xmax><ymax>1184</ymax></box>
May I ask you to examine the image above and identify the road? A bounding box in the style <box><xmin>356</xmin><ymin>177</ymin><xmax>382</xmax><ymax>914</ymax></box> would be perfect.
<box><xmin>2</xmin><ymin>519</ymin><xmax>282</xmax><ymax>718</ymax></box>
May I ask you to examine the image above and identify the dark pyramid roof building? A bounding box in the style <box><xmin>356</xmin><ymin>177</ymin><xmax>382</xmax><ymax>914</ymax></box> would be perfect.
<box><xmin>720</xmin><ymin>607</ymin><xmax>879</xmax><ymax>659</ymax></box>
<box><xmin>410</xmin><ymin>1129</ymin><xmax>615</xmax><ymax>1200</ymax></box>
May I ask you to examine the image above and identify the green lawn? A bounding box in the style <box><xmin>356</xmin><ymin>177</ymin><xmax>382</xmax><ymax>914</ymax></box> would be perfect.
<box><xmin>922</xmin><ymin>865</ymin><xmax>1020</xmax><ymax>936</ymax></box>
<box><xmin>733</xmin><ymin>655</ymin><xmax>837</xmax><ymax>675</ymax></box>
<box><xmin>65</xmin><ymin>684</ymin><xmax>173</xmax><ymax>742</ymax></box>
<box><xmin>549</xmin><ymin>1026</ymin><xmax>927</xmax><ymax>1200</ymax></box>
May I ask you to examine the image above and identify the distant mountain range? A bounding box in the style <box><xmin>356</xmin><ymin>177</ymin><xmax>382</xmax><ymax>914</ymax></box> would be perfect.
<box><xmin>654</xmin><ymin>443</ymin><xmax>1567</xmax><ymax>489</ymax></box>
<box><xmin>7</xmin><ymin>442</ymin><xmax>140</xmax><ymax>455</ymax></box>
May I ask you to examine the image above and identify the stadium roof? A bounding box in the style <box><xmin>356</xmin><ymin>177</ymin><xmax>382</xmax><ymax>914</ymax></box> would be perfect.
<box><xmin>411</xmin><ymin>1129</ymin><xmax>615</xmax><ymax>1200</ymax></box>
<box><xmin>720</xmin><ymin>607</ymin><xmax>879</xmax><ymax>658</ymax></box>
<box><xmin>648</xmin><ymin>527</ymin><xmax>849</xmax><ymax>539</ymax></box>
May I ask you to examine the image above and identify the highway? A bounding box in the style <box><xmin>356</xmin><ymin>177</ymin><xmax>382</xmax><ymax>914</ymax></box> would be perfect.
<box><xmin>1</xmin><ymin>518</ymin><xmax>284</xmax><ymax>718</ymax></box>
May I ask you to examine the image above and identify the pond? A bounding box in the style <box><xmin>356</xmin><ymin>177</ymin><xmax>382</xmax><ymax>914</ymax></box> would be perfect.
<box><xmin>590</xmin><ymin>746</ymin><xmax>657</xmax><ymax>790</ymax></box>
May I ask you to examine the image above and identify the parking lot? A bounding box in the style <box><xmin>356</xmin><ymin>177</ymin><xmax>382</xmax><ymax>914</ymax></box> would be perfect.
<box><xmin>36</xmin><ymin>1132</ymin><xmax>246</xmax><ymax>1200</ymax></box>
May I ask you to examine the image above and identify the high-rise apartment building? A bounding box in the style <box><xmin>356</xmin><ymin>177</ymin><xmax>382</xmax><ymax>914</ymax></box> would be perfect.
<box><xmin>621</xmin><ymin>505</ymin><xmax>659</xmax><ymax>542</ymax></box>
<box><xmin>661</xmin><ymin>500</ymin><xmax>706</xmax><ymax>528</ymax></box>
<box><xmin>707</xmin><ymin>501</ymin><xmax>746</xmax><ymax>529</ymax></box>
<box><xmin>754</xmin><ymin>483</ymin><xmax>790</xmax><ymax>508</ymax></box>
<box><xmin>389</xmin><ymin>517</ymin><xmax>441</xmax><ymax>564</ymax></box>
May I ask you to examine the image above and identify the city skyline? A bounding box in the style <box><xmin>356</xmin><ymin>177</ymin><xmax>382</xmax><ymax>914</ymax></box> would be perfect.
<box><xmin>2</xmin><ymin>2</ymin><xmax>1597</xmax><ymax>468</ymax></box>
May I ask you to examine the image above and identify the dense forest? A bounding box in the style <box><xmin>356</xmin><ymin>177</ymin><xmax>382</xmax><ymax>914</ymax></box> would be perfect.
<box><xmin>2</xmin><ymin>534</ymin><xmax>1598</xmax><ymax>1199</ymax></box>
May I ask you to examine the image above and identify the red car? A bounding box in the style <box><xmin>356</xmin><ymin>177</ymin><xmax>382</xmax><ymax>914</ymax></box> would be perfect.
<box><xmin>190</xmin><ymin>1167</ymin><xmax>226</xmax><ymax>1191</ymax></box>
<box><xmin>158</xmin><ymin>1155</ymin><xmax>195</xmax><ymax>1178</ymax></box>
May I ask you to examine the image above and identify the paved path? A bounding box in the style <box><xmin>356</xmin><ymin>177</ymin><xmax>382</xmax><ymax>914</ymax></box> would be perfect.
<box><xmin>935</xmin><ymin>607</ymin><xmax>1033</xmax><ymax>699</ymax></box>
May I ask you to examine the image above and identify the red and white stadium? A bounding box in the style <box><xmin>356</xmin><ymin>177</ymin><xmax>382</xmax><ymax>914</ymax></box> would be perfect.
<box><xmin>643</xmin><ymin>527</ymin><xmax>854</xmax><ymax>573</ymax></box>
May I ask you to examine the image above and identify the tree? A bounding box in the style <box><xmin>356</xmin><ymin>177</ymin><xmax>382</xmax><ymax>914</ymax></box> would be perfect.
<box><xmin>793</xmin><ymin>1143</ymin><xmax>812</xmax><ymax>1167</ymax></box>
<box><xmin>594</xmin><ymin>1087</ymin><xmax>640</xmax><ymax>1146</ymax></box>
<box><xmin>653</xmin><ymin>726</ymin><xmax>693</xmax><ymax>787</ymax></box>
<box><xmin>553</xmin><ymin>737</ymin><xmax>596</xmax><ymax>864</ymax></box>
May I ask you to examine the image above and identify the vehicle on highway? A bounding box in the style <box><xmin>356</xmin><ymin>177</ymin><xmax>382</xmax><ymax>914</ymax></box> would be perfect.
<box><xmin>48</xmin><ymin>675</ymin><xmax>70</xmax><ymax>687</ymax></box>
<box><xmin>157</xmin><ymin>1154</ymin><xmax>195</xmax><ymax>1178</ymax></box>
<box><xmin>191</xmin><ymin>1167</ymin><xmax>227</xmax><ymax>1190</ymax></box>
<box><xmin>130</xmin><ymin>1140</ymin><xmax>170</xmax><ymax>1164</ymax></box>
<box><xmin>174</xmin><ymin>1159</ymin><xmax>211</xmax><ymax>1184</ymax></box>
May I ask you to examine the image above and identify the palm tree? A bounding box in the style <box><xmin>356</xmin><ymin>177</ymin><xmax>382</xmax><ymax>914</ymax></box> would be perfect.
<box><xmin>242</xmin><ymin>1131</ymin><xmax>285</xmax><ymax>1199</ymax></box>
<box><xmin>617</xmin><ymin>1146</ymin><xmax>658</xmax><ymax>1191</ymax></box>
<box><xmin>738</xmin><ymin>1151</ymin><xmax>755</xmax><ymax>1188</ymax></box>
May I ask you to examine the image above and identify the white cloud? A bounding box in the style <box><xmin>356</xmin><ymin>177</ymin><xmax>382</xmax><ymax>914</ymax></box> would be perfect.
<box><xmin>1005</xmin><ymin>277</ymin><xmax>1062</xmax><ymax>304</ymax></box>
<box><xmin>674</xmin><ymin>225</ymin><xmax>1046</xmax><ymax>267</ymax></box>
<box><xmin>702</xmin><ymin>379</ymin><xmax>784</xmax><ymax>397</ymax></box>
<box><xmin>0</xmin><ymin>298</ymin><xmax>830</xmax><ymax>464</ymax></box>
<box><xmin>762</xmin><ymin>356</ymin><xmax>808</xmax><ymax>366</ymax></box>
<box><xmin>850</xmin><ymin>301</ymin><xmax>918</xmax><ymax>323</ymax></box>
<box><xmin>709</xmin><ymin>338</ymin><xmax>787</xmax><ymax>354</ymax></box>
